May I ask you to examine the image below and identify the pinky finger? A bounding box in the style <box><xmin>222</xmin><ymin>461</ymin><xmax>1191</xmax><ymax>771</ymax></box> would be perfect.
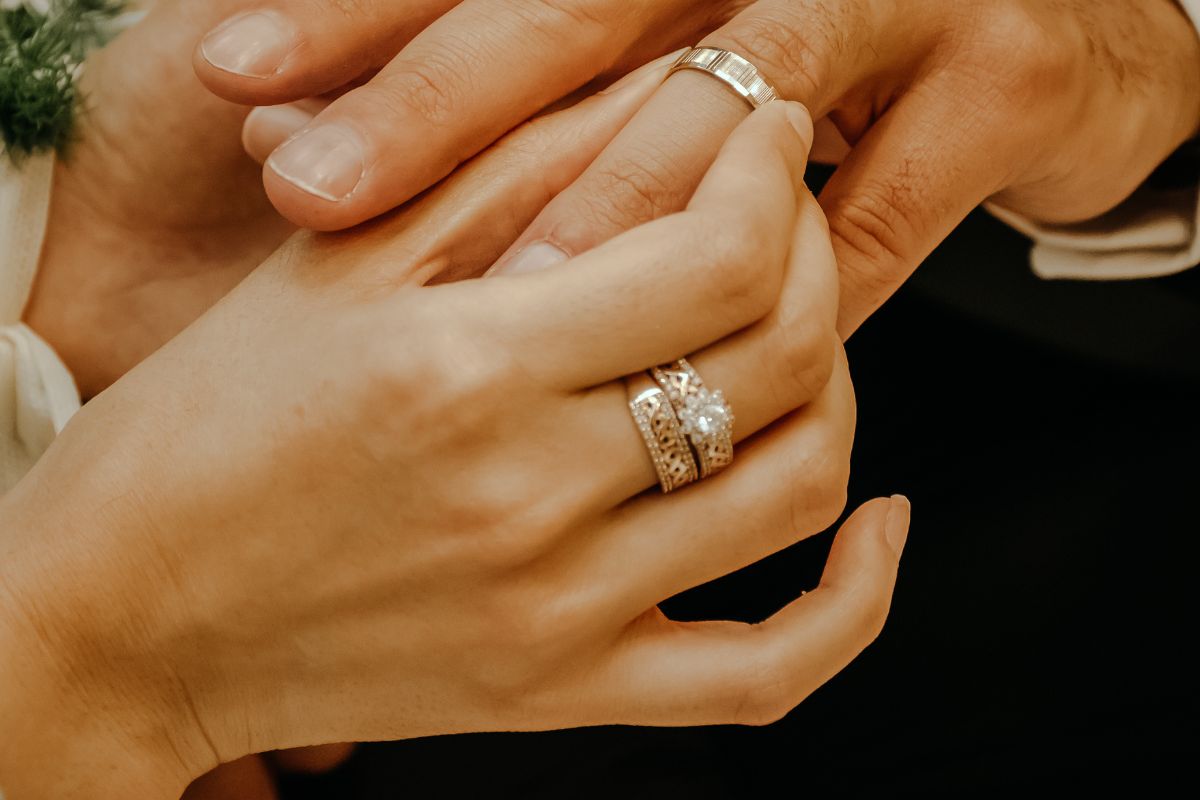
<box><xmin>608</xmin><ymin>495</ymin><xmax>910</xmax><ymax>727</ymax></box>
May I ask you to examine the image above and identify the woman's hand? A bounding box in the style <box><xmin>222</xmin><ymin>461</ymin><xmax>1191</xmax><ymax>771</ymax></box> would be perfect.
<box><xmin>16</xmin><ymin>35</ymin><xmax>678</xmax><ymax>798</ymax></box>
<box><xmin>195</xmin><ymin>0</ymin><xmax>1200</xmax><ymax>336</ymax></box>
<box><xmin>0</xmin><ymin>101</ymin><xmax>908</xmax><ymax>799</ymax></box>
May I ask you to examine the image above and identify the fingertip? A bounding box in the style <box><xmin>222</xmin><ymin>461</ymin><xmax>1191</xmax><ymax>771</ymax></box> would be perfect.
<box><xmin>822</xmin><ymin>496</ymin><xmax>904</xmax><ymax>583</ymax></box>
<box><xmin>780</xmin><ymin>100</ymin><xmax>815</xmax><ymax>156</ymax></box>
<box><xmin>242</xmin><ymin>103</ymin><xmax>317</xmax><ymax>164</ymax></box>
<box><xmin>269</xmin><ymin>742</ymin><xmax>356</xmax><ymax>774</ymax></box>
<box><xmin>261</xmin><ymin>170</ymin><xmax>358</xmax><ymax>231</ymax></box>
<box><xmin>261</xmin><ymin>123</ymin><xmax>372</xmax><ymax>230</ymax></box>
<box><xmin>767</xmin><ymin>100</ymin><xmax>815</xmax><ymax>194</ymax></box>
<box><xmin>884</xmin><ymin>494</ymin><xmax>911</xmax><ymax>557</ymax></box>
<box><xmin>195</xmin><ymin>10</ymin><xmax>301</xmax><ymax>101</ymax></box>
<box><xmin>719</xmin><ymin>99</ymin><xmax>814</xmax><ymax>198</ymax></box>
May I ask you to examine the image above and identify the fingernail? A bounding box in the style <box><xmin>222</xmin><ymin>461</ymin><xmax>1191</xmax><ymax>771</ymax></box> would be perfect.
<box><xmin>884</xmin><ymin>494</ymin><xmax>911</xmax><ymax>556</ymax></box>
<box><xmin>243</xmin><ymin>104</ymin><xmax>317</xmax><ymax>164</ymax></box>
<box><xmin>494</xmin><ymin>241</ymin><xmax>570</xmax><ymax>276</ymax></box>
<box><xmin>267</xmin><ymin>125</ymin><xmax>365</xmax><ymax>202</ymax></box>
<box><xmin>782</xmin><ymin>101</ymin><xmax>814</xmax><ymax>148</ymax></box>
<box><xmin>598</xmin><ymin>48</ymin><xmax>689</xmax><ymax>96</ymax></box>
<box><xmin>201</xmin><ymin>12</ymin><xmax>297</xmax><ymax>79</ymax></box>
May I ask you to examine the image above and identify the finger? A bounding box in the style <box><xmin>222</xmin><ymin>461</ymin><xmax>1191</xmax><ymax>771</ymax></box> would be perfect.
<box><xmin>490</xmin><ymin>69</ymin><xmax>750</xmax><ymax>275</ymax></box>
<box><xmin>810</xmin><ymin>116</ymin><xmax>852</xmax><ymax>165</ymax></box>
<box><xmin>181</xmin><ymin>754</ymin><xmax>277</xmax><ymax>800</ymax></box>
<box><xmin>302</xmin><ymin>52</ymin><xmax>673</xmax><ymax>289</ymax></box>
<box><xmin>492</xmin><ymin>0</ymin><xmax>905</xmax><ymax>274</ymax></box>
<box><xmin>269</xmin><ymin>743</ymin><xmax>355</xmax><ymax>773</ymax></box>
<box><xmin>600</xmin><ymin>495</ymin><xmax>909</xmax><ymax>728</ymax></box>
<box><xmin>685</xmin><ymin>182</ymin><xmax>838</xmax><ymax>436</ymax></box>
<box><xmin>559</xmin><ymin>180</ymin><xmax>838</xmax><ymax>505</ymax></box>
<box><xmin>242</xmin><ymin>98</ymin><xmax>329</xmax><ymax>164</ymax></box>
<box><xmin>194</xmin><ymin>1</ymin><xmax>458</xmax><ymax>105</ymax></box>
<box><xmin>253</xmin><ymin>0</ymin><xmax>685</xmax><ymax>230</ymax></box>
<box><xmin>557</xmin><ymin>348</ymin><xmax>854</xmax><ymax>619</ymax></box>
<box><xmin>479</xmin><ymin>100</ymin><xmax>815</xmax><ymax>389</ymax></box>
<box><xmin>819</xmin><ymin>79</ymin><xmax>1007</xmax><ymax>338</ymax></box>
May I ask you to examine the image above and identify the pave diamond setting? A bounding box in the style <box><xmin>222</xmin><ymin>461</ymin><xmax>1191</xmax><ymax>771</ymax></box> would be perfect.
<box><xmin>678</xmin><ymin>388</ymin><xmax>733</xmax><ymax>439</ymax></box>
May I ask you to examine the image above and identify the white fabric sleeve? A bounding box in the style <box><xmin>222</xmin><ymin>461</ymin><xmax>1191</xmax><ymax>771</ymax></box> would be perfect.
<box><xmin>985</xmin><ymin>0</ymin><xmax>1200</xmax><ymax>280</ymax></box>
<box><xmin>1</xmin><ymin>152</ymin><xmax>82</xmax><ymax>491</ymax></box>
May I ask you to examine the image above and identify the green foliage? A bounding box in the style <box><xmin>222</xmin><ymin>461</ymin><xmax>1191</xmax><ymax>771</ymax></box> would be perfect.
<box><xmin>0</xmin><ymin>0</ymin><xmax>125</xmax><ymax>161</ymax></box>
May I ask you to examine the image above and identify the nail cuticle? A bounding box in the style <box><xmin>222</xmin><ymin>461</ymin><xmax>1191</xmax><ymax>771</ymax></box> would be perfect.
<box><xmin>201</xmin><ymin>11</ymin><xmax>298</xmax><ymax>79</ymax></box>
<box><xmin>266</xmin><ymin>125</ymin><xmax>367</xmax><ymax>203</ymax></box>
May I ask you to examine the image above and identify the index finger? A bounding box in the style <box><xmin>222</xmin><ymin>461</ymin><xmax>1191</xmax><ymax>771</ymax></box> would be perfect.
<box><xmin>225</xmin><ymin>0</ymin><xmax>695</xmax><ymax>230</ymax></box>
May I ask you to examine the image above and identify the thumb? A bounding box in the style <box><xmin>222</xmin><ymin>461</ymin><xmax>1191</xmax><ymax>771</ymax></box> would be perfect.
<box><xmin>819</xmin><ymin>84</ymin><xmax>1008</xmax><ymax>339</ymax></box>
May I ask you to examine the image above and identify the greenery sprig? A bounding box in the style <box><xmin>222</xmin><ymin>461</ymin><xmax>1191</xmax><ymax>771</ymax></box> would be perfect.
<box><xmin>1</xmin><ymin>0</ymin><xmax>125</xmax><ymax>162</ymax></box>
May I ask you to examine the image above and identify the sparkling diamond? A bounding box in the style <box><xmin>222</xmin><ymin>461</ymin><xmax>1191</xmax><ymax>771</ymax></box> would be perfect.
<box><xmin>681</xmin><ymin>389</ymin><xmax>732</xmax><ymax>437</ymax></box>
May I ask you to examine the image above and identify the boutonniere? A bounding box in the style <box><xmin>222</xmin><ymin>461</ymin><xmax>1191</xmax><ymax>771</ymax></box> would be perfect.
<box><xmin>0</xmin><ymin>0</ymin><xmax>125</xmax><ymax>163</ymax></box>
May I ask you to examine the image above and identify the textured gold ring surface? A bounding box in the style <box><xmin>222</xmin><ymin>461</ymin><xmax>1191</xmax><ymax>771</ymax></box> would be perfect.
<box><xmin>668</xmin><ymin>46</ymin><xmax>780</xmax><ymax>109</ymax></box>
<box><xmin>627</xmin><ymin>373</ymin><xmax>700</xmax><ymax>493</ymax></box>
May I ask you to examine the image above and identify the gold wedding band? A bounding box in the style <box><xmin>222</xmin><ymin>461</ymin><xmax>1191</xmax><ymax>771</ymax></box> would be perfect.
<box><xmin>668</xmin><ymin>47</ymin><xmax>780</xmax><ymax>109</ymax></box>
<box><xmin>651</xmin><ymin>359</ymin><xmax>735</xmax><ymax>479</ymax></box>
<box><xmin>627</xmin><ymin>373</ymin><xmax>700</xmax><ymax>493</ymax></box>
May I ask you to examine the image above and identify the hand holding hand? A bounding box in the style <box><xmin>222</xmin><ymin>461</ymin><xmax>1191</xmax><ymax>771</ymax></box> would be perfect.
<box><xmin>1</xmin><ymin>101</ymin><xmax>909</xmax><ymax>800</ymax></box>
<box><xmin>196</xmin><ymin>0</ymin><xmax>1200</xmax><ymax>337</ymax></box>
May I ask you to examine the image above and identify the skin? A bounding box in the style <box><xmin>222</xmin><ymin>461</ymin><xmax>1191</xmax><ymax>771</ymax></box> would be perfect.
<box><xmin>0</xmin><ymin>102</ymin><xmax>910</xmax><ymax>799</ymax></box>
<box><xmin>22</xmin><ymin>0</ymin><xmax>660</xmax><ymax>398</ymax></box>
<box><xmin>15</xmin><ymin>6</ymin><xmax>728</xmax><ymax>794</ymax></box>
<box><xmin>196</xmin><ymin>0</ymin><xmax>1200</xmax><ymax>336</ymax></box>
<box><xmin>23</xmin><ymin>0</ymin><xmax>292</xmax><ymax>399</ymax></box>
<box><xmin>12</xmin><ymin>8</ymin><xmax>723</xmax><ymax>793</ymax></box>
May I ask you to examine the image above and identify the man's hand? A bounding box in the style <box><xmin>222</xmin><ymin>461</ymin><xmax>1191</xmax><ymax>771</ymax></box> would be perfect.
<box><xmin>196</xmin><ymin>0</ymin><xmax>1200</xmax><ymax>336</ymax></box>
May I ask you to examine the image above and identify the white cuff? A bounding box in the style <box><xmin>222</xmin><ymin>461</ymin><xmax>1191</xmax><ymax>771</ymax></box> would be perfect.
<box><xmin>1</xmin><ymin>151</ymin><xmax>82</xmax><ymax>491</ymax></box>
<box><xmin>984</xmin><ymin>181</ymin><xmax>1200</xmax><ymax>280</ymax></box>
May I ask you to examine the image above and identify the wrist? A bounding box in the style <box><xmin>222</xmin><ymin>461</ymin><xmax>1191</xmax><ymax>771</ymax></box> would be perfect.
<box><xmin>0</xmin><ymin>481</ymin><xmax>209</xmax><ymax>798</ymax></box>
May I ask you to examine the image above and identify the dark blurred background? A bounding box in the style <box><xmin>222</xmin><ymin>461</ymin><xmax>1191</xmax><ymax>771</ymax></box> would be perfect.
<box><xmin>282</xmin><ymin>160</ymin><xmax>1200</xmax><ymax>796</ymax></box>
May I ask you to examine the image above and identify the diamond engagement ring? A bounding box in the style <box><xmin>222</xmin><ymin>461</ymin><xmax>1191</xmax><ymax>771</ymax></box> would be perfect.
<box><xmin>650</xmin><ymin>359</ymin><xmax>735</xmax><ymax>480</ymax></box>
<box><xmin>668</xmin><ymin>47</ymin><xmax>780</xmax><ymax>109</ymax></box>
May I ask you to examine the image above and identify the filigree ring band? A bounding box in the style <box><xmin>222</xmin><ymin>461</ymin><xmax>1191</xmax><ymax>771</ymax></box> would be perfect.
<box><xmin>668</xmin><ymin>46</ymin><xmax>780</xmax><ymax>109</ymax></box>
<box><xmin>627</xmin><ymin>373</ymin><xmax>700</xmax><ymax>493</ymax></box>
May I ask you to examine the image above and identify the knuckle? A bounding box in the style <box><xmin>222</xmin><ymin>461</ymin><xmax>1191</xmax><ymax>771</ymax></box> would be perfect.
<box><xmin>963</xmin><ymin>4</ymin><xmax>1070</xmax><ymax>111</ymax></box>
<box><xmin>369</xmin><ymin>330</ymin><xmax>498</xmax><ymax>419</ymax></box>
<box><xmin>724</xmin><ymin>642</ymin><xmax>802</xmax><ymax>726</ymax></box>
<box><xmin>768</xmin><ymin>312</ymin><xmax>836</xmax><ymax>407</ymax></box>
<box><xmin>315</xmin><ymin>0</ymin><xmax>376</xmax><ymax>20</ymax></box>
<box><xmin>373</xmin><ymin>52</ymin><xmax>471</xmax><ymax>128</ymax></box>
<box><xmin>474</xmin><ymin>586</ymin><xmax>587</xmax><ymax>700</ymax></box>
<box><xmin>713</xmin><ymin>7</ymin><xmax>834</xmax><ymax>100</ymax></box>
<box><xmin>455</xmin><ymin>487</ymin><xmax>549</xmax><ymax>567</ymax></box>
<box><xmin>357</xmin><ymin>318</ymin><xmax>522</xmax><ymax>461</ymax></box>
<box><xmin>827</xmin><ymin>182</ymin><xmax>914</xmax><ymax>295</ymax></box>
<box><xmin>846</xmin><ymin>588</ymin><xmax>892</xmax><ymax>643</ymax></box>
<box><xmin>520</xmin><ymin>0</ymin><xmax>624</xmax><ymax>38</ymax></box>
<box><xmin>691</xmin><ymin>221</ymin><xmax>778</xmax><ymax>321</ymax></box>
<box><xmin>791</xmin><ymin>451</ymin><xmax>850</xmax><ymax>535</ymax></box>
<box><xmin>829</xmin><ymin>184</ymin><xmax>909</xmax><ymax>266</ymax></box>
<box><xmin>586</xmin><ymin>148</ymin><xmax>690</xmax><ymax>230</ymax></box>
